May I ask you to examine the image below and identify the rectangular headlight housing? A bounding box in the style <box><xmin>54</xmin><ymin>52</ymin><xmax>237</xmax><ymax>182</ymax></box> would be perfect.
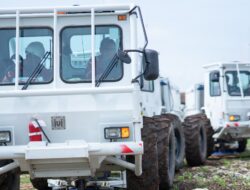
<box><xmin>229</xmin><ymin>115</ymin><xmax>241</xmax><ymax>122</ymax></box>
<box><xmin>0</xmin><ymin>131</ymin><xmax>11</xmax><ymax>143</ymax></box>
<box><xmin>105</xmin><ymin>127</ymin><xmax>130</xmax><ymax>139</ymax></box>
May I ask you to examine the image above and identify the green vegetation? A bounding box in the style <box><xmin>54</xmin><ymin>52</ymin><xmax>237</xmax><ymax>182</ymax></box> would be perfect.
<box><xmin>222</xmin><ymin>159</ymin><xmax>231</xmax><ymax>167</ymax></box>
<box><xmin>174</xmin><ymin>145</ymin><xmax>250</xmax><ymax>190</ymax></box>
<box><xmin>20</xmin><ymin>175</ymin><xmax>35</xmax><ymax>190</ymax></box>
<box><xmin>21</xmin><ymin>175</ymin><xmax>31</xmax><ymax>184</ymax></box>
<box><xmin>212</xmin><ymin>175</ymin><xmax>226</xmax><ymax>188</ymax></box>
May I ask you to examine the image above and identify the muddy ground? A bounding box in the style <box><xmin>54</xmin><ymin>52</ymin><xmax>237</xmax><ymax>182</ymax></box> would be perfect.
<box><xmin>174</xmin><ymin>146</ymin><xmax>250</xmax><ymax>190</ymax></box>
<box><xmin>21</xmin><ymin>147</ymin><xmax>250</xmax><ymax>190</ymax></box>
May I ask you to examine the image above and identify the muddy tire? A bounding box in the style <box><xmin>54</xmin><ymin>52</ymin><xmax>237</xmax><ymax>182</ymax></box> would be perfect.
<box><xmin>154</xmin><ymin>116</ymin><xmax>175</xmax><ymax>190</ymax></box>
<box><xmin>237</xmin><ymin>139</ymin><xmax>247</xmax><ymax>153</ymax></box>
<box><xmin>163</xmin><ymin>114</ymin><xmax>185</xmax><ymax>170</ymax></box>
<box><xmin>31</xmin><ymin>178</ymin><xmax>52</xmax><ymax>190</ymax></box>
<box><xmin>183</xmin><ymin>114</ymin><xmax>207</xmax><ymax>166</ymax></box>
<box><xmin>127</xmin><ymin>117</ymin><xmax>159</xmax><ymax>190</ymax></box>
<box><xmin>199</xmin><ymin>114</ymin><xmax>214</xmax><ymax>157</ymax></box>
<box><xmin>206</xmin><ymin>123</ymin><xmax>214</xmax><ymax>157</ymax></box>
<box><xmin>0</xmin><ymin>160</ymin><xmax>20</xmax><ymax>190</ymax></box>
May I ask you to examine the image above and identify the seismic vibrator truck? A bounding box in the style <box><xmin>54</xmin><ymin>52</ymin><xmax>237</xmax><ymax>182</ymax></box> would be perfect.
<box><xmin>0</xmin><ymin>1</ymin><xmax>189</xmax><ymax>190</ymax></box>
<box><xmin>185</xmin><ymin>62</ymin><xmax>250</xmax><ymax>163</ymax></box>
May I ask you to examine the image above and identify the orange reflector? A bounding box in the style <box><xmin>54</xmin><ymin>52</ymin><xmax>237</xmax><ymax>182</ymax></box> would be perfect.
<box><xmin>121</xmin><ymin>127</ymin><xmax>130</xmax><ymax>138</ymax></box>
<box><xmin>118</xmin><ymin>15</ymin><xmax>127</xmax><ymax>21</ymax></box>
<box><xmin>57</xmin><ymin>12</ymin><xmax>66</xmax><ymax>15</ymax></box>
<box><xmin>229</xmin><ymin>115</ymin><xmax>235</xmax><ymax>121</ymax></box>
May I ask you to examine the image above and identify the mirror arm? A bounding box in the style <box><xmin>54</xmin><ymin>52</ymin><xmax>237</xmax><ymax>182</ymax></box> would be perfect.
<box><xmin>129</xmin><ymin>6</ymin><xmax>148</xmax><ymax>51</ymax></box>
<box><xmin>124</xmin><ymin>49</ymin><xmax>150</xmax><ymax>84</ymax></box>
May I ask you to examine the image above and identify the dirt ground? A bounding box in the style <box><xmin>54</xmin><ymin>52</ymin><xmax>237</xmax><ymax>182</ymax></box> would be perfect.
<box><xmin>21</xmin><ymin>148</ymin><xmax>250</xmax><ymax>190</ymax></box>
<box><xmin>173</xmin><ymin>145</ymin><xmax>250</xmax><ymax>190</ymax></box>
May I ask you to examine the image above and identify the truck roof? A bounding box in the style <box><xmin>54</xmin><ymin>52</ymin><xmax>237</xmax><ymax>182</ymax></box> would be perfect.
<box><xmin>0</xmin><ymin>0</ymin><xmax>132</xmax><ymax>8</ymax></box>
<box><xmin>203</xmin><ymin>62</ymin><xmax>250</xmax><ymax>70</ymax></box>
<box><xmin>0</xmin><ymin>0</ymin><xmax>133</xmax><ymax>14</ymax></box>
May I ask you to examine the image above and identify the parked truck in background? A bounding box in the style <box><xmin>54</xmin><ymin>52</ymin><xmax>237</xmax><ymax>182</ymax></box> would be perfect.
<box><xmin>184</xmin><ymin>62</ymin><xmax>250</xmax><ymax>166</ymax></box>
<box><xmin>0</xmin><ymin>1</ymin><xmax>189</xmax><ymax>189</ymax></box>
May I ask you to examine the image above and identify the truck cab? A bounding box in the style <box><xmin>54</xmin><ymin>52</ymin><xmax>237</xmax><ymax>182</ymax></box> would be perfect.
<box><xmin>185</xmin><ymin>62</ymin><xmax>250</xmax><ymax>152</ymax></box>
<box><xmin>0</xmin><ymin>1</ymin><xmax>165</xmax><ymax>188</ymax></box>
<box><xmin>203</xmin><ymin>62</ymin><xmax>250</xmax><ymax>141</ymax></box>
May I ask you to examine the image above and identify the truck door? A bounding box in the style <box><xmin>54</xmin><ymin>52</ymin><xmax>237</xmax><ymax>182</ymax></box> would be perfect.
<box><xmin>205</xmin><ymin>71</ymin><xmax>223</xmax><ymax>130</ymax></box>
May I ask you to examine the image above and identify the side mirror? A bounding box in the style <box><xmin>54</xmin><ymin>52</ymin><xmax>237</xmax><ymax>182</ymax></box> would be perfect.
<box><xmin>143</xmin><ymin>49</ymin><xmax>159</xmax><ymax>80</ymax></box>
<box><xmin>211</xmin><ymin>71</ymin><xmax>220</xmax><ymax>82</ymax></box>
<box><xmin>117</xmin><ymin>50</ymin><xmax>131</xmax><ymax>64</ymax></box>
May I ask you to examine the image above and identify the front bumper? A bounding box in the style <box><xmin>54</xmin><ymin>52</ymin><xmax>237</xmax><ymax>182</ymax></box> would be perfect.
<box><xmin>0</xmin><ymin>140</ymin><xmax>143</xmax><ymax>178</ymax></box>
<box><xmin>213</xmin><ymin>120</ymin><xmax>250</xmax><ymax>140</ymax></box>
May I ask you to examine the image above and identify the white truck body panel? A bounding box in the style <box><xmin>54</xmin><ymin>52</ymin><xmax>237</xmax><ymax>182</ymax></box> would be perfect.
<box><xmin>185</xmin><ymin>83</ymin><xmax>204</xmax><ymax>117</ymax></box>
<box><xmin>160</xmin><ymin>78</ymin><xmax>183</xmax><ymax>120</ymax></box>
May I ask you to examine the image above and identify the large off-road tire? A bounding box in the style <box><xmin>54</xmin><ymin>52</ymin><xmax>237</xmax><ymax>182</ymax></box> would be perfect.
<box><xmin>206</xmin><ymin>124</ymin><xmax>214</xmax><ymax>157</ymax></box>
<box><xmin>127</xmin><ymin>117</ymin><xmax>159</xmax><ymax>190</ymax></box>
<box><xmin>163</xmin><ymin>114</ymin><xmax>185</xmax><ymax>170</ymax></box>
<box><xmin>237</xmin><ymin>139</ymin><xmax>247</xmax><ymax>153</ymax></box>
<box><xmin>199</xmin><ymin>114</ymin><xmax>214</xmax><ymax>157</ymax></box>
<box><xmin>31</xmin><ymin>178</ymin><xmax>52</xmax><ymax>190</ymax></box>
<box><xmin>0</xmin><ymin>160</ymin><xmax>20</xmax><ymax>190</ymax></box>
<box><xmin>154</xmin><ymin>116</ymin><xmax>175</xmax><ymax>190</ymax></box>
<box><xmin>183</xmin><ymin>114</ymin><xmax>207</xmax><ymax>166</ymax></box>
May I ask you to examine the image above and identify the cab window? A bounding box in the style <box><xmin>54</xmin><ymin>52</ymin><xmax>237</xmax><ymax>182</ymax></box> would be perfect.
<box><xmin>0</xmin><ymin>28</ymin><xmax>53</xmax><ymax>85</ymax></box>
<box><xmin>226</xmin><ymin>71</ymin><xmax>250</xmax><ymax>96</ymax></box>
<box><xmin>210</xmin><ymin>71</ymin><xmax>221</xmax><ymax>96</ymax></box>
<box><xmin>60</xmin><ymin>26</ymin><xmax>123</xmax><ymax>83</ymax></box>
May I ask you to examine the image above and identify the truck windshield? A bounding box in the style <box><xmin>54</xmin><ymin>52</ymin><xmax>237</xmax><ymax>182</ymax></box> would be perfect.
<box><xmin>0</xmin><ymin>28</ymin><xmax>53</xmax><ymax>85</ymax></box>
<box><xmin>60</xmin><ymin>25</ymin><xmax>123</xmax><ymax>83</ymax></box>
<box><xmin>225</xmin><ymin>70</ymin><xmax>250</xmax><ymax>96</ymax></box>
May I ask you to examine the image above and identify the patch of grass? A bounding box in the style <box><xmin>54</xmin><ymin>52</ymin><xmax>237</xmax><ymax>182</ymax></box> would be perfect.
<box><xmin>177</xmin><ymin>175</ymin><xmax>185</xmax><ymax>182</ymax></box>
<box><xmin>183</xmin><ymin>171</ymin><xmax>193</xmax><ymax>180</ymax></box>
<box><xmin>198</xmin><ymin>166</ymin><xmax>209</xmax><ymax>173</ymax></box>
<box><xmin>222</xmin><ymin>159</ymin><xmax>231</xmax><ymax>167</ymax></box>
<box><xmin>239</xmin><ymin>150</ymin><xmax>250</xmax><ymax>159</ymax></box>
<box><xmin>211</xmin><ymin>175</ymin><xmax>227</xmax><ymax>188</ymax></box>
<box><xmin>21</xmin><ymin>175</ymin><xmax>31</xmax><ymax>184</ymax></box>
<box><xmin>194</xmin><ymin>176</ymin><xmax>207</xmax><ymax>188</ymax></box>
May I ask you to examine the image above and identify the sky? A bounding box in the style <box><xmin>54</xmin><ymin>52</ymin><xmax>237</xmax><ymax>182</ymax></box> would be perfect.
<box><xmin>130</xmin><ymin>0</ymin><xmax>250</xmax><ymax>90</ymax></box>
<box><xmin>3</xmin><ymin>0</ymin><xmax>250</xmax><ymax>90</ymax></box>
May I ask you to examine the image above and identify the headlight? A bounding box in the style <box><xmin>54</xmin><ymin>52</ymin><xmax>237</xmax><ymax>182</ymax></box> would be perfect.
<box><xmin>0</xmin><ymin>131</ymin><xmax>11</xmax><ymax>143</ymax></box>
<box><xmin>105</xmin><ymin>127</ymin><xmax>130</xmax><ymax>139</ymax></box>
<box><xmin>229</xmin><ymin>115</ymin><xmax>241</xmax><ymax>122</ymax></box>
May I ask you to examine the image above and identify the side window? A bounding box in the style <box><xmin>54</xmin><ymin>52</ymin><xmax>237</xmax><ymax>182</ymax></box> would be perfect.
<box><xmin>60</xmin><ymin>26</ymin><xmax>123</xmax><ymax>83</ymax></box>
<box><xmin>142</xmin><ymin>78</ymin><xmax>154</xmax><ymax>92</ymax></box>
<box><xmin>210</xmin><ymin>71</ymin><xmax>221</xmax><ymax>96</ymax></box>
<box><xmin>141</xmin><ymin>58</ymin><xmax>154</xmax><ymax>92</ymax></box>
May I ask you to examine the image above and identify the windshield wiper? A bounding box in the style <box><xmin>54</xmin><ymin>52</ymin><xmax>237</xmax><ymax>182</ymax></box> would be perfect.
<box><xmin>22</xmin><ymin>51</ymin><xmax>51</xmax><ymax>90</ymax></box>
<box><xmin>95</xmin><ymin>54</ymin><xmax>119</xmax><ymax>87</ymax></box>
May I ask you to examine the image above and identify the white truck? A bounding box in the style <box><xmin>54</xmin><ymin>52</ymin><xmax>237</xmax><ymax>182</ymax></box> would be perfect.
<box><xmin>185</xmin><ymin>62</ymin><xmax>250</xmax><ymax>164</ymax></box>
<box><xmin>0</xmin><ymin>1</ymin><xmax>188</xmax><ymax>189</ymax></box>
